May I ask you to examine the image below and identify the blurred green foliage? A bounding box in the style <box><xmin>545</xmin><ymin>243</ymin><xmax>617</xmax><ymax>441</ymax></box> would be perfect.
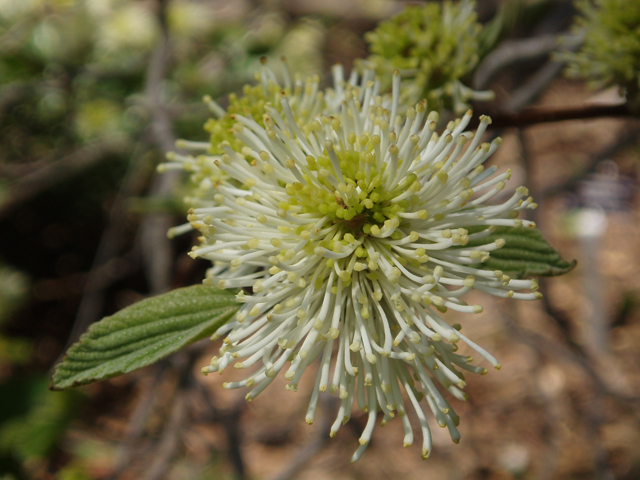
<box><xmin>0</xmin><ymin>376</ymin><xmax>84</xmax><ymax>479</ymax></box>
<box><xmin>203</xmin><ymin>82</ymin><xmax>281</xmax><ymax>155</ymax></box>
<box><xmin>0</xmin><ymin>0</ymin><xmax>326</xmax><ymax>166</ymax></box>
<box><xmin>56</xmin><ymin>465</ymin><xmax>93</xmax><ymax>480</ymax></box>
<box><xmin>0</xmin><ymin>264</ymin><xmax>28</xmax><ymax>325</ymax></box>
<box><xmin>560</xmin><ymin>0</ymin><xmax>640</xmax><ymax>110</ymax></box>
<box><xmin>0</xmin><ymin>264</ymin><xmax>30</xmax><ymax>364</ymax></box>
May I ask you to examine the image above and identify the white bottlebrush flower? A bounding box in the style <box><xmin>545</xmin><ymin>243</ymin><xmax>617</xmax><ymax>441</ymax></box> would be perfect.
<box><xmin>160</xmin><ymin>59</ymin><xmax>376</xmax><ymax>222</ymax></box>
<box><xmin>186</xmin><ymin>69</ymin><xmax>540</xmax><ymax>462</ymax></box>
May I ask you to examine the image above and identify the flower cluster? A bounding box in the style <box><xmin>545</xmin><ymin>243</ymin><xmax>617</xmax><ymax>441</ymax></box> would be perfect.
<box><xmin>167</xmin><ymin>61</ymin><xmax>541</xmax><ymax>462</ymax></box>
<box><xmin>559</xmin><ymin>0</ymin><xmax>640</xmax><ymax>111</ymax></box>
<box><xmin>364</xmin><ymin>0</ymin><xmax>494</xmax><ymax>114</ymax></box>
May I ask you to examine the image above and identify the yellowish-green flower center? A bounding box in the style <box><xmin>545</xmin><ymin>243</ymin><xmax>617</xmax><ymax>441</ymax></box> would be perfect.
<box><xmin>283</xmin><ymin>144</ymin><xmax>423</xmax><ymax>236</ymax></box>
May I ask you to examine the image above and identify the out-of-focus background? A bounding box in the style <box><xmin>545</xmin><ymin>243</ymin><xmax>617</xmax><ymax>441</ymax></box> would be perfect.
<box><xmin>0</xmin><ymin>0</ymin><xmax>639</xmax><ymax>479</ymax></box>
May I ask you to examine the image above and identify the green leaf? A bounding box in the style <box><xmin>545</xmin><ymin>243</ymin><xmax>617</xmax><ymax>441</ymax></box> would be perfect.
<box><xmin>51</xmin><ymin>285</ymin><xmax>239</xmax><ymax>390</ymax></box>
<box><xmin>466</xmin><ymin>226</ymin><xmax>576</xmax><ymax>278</ymax></box>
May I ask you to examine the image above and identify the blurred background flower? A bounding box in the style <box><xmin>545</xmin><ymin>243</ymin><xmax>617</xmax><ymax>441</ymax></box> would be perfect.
<box><xmin>559</xmin><ymin>0</ymin><xmax>640</xmax><ymax>111</ymax></box>
<box><xmin>363</xmin><ymin>0</ymin><xmax>499</xmax><ymax>114</ymax></box>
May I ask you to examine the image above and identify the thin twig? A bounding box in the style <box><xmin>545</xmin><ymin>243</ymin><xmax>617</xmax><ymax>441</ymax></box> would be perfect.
<box><xmin>193</xmin><ymin>380</ymin><xmax>247</xmax><ymax>480</ymax></box>
<box><xmin>504</xmin><ymin>35</ymin><xmax>583</xmax><ymax>113</ymax></box>
<box><xmin>267</xmin><ymin>396</ymin><xmax>340</xmax><ymax>480</ymax></box>
<box><xmin>33</xmin><ymin>249</ymin><xmax>140</xmax><ymax>302</ymax></box>
<box><xmin>220</xmin><ymin>400</ymin><xmax>246</xmax><ymax>480</ymax></box>
<box><xmin>0</xmin><ymin>151</ymin><xmax>57</xmax><ymax>179</ymax></box>
<box><xmin>499</xmin><ymin>305</ymin><xmax>562</xmax><ymax>480</ymax></box>
<box><xmin>504</xmin><ymin>314</ymin><xmax>621</xmax><ymax>479</ymax></box>
<box><xmin>95</xmin><ymin>2</ymin><xmax>196</xmax><ymax>477</ymax></box>
<box><xmin>140</xmin><ymin>0</ymin><xmax>183</xmax><ymax>294</ymax></box>
<box><xmin>107</xmin><ymin>361</ymin><xmax>171</xmax><ymax>480</ymax></box>
<box><xmin>102</xmin><ymin>4</ymin><xmax>187</xmax><ymax>476</ymax></box>
<box><xmin>108</xmin><ymin>350</ymin><xmax>203</xmax><ymax>480</ymax></box>
<box><xmin>136</xmin><ymin>351</ymin><xmax>203</xmax><ymax>480</ymax></box>
<box><xmin>474</xmin><ymin>35</ymin><xmax>559</xmax><ymax>90</ymax></box>
<box><xmin>140</xmin><ymin>387</ymin><xmax>188</xmax><ymax>480</ymax></box>
<box><xmin>584</xmin><ymin>392</ymin><xmax>616</xmax><ymax>480</ymax></box>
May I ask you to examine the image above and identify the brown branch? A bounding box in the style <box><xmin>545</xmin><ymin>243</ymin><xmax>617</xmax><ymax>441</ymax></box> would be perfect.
<box><xmin>498</xmin><ymin>306</ymin><xmax>562</xmax><ymax>480</ymax></box>
<box><xmin>517</xmin><ymin>128</ymin><xmax>638</xmax><ymax>407</ymax></box>
<box><xmin>192</xmin><ymin>380</ymin><xmax>247</xmax><ymax>480</ymax></box>
<box><xmin>501</xmin><ymin>311</ymin><xmax>620</xmax><ymax>480</ymax></box>
<box><xmin>107</xmin><ymin>350</ymin><xmax>202</xmax><ymax>480</ymax></box>
<box><xmin>0</xmin><ymin>154</ymin><xmax>58</xmax><ymax>179</ymax></box>
<box><xmin>472</xmin><ymin>103</ymin><xmax>636</xmax><ymax>129</ymax></box>
<box><xmin>140</xmin><ymin>388</ymin><xmax>187</xmax><ymax>480</ymax></box>
<box><xmin>139</xmin><ymin>0</ymin><xmax>184</xmax><ymax>295</ymax></box>
<box><xmin>106</xmin><ymin>361</ymin><xmax>170</xmax><ymax>480</ymax></box>
<box><xmin>267</xmin><ymin>396</ymin><xmax>339</xmax><ymax>480</ymax></box>
<box><xmin>136</xmin><ymin>351</ymin><xmax>205</xmax><ymax>480</ymax></box>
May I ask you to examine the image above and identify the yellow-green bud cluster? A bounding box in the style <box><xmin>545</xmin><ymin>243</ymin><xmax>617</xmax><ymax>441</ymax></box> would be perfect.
<box><xmin>559</xmin><ymin>0</ymin><xmax>640</xmax><ymax>111</ymax></box>
<box><xmin>364</xmin><ymin>0</ymin><xmax>494</xmax><ymax>113</ymax></box>
<box><xmin>204</xmin><ymin>59</ymin><xmax>325</xmax><ymax>154</ymax></box>
<box><xmin>204</xmin><ymin>84</ymin><xmax>274</xmax><ymax>154</ymax></box>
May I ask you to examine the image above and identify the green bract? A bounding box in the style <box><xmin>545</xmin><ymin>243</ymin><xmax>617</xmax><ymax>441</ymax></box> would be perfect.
<box><xmin>561</xmin><ymin>0</ymin><xmax>640</xmax><ymax>110</ymax></box>
<box><xmin>364</xmin><ymin>0</ymin><xmax>493</xmax><ymax>114</ymax></box>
